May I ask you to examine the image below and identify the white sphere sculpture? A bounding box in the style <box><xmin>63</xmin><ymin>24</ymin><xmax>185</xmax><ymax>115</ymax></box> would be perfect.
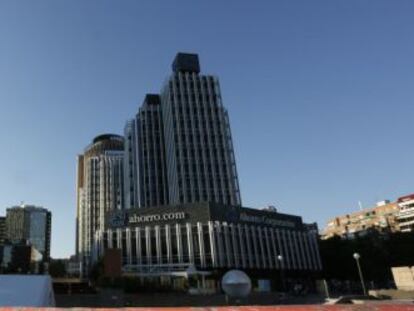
<box><xmin>221</xmin><ymin>270</ymin><xmax>252</xmax><ymax>298</ymax></box>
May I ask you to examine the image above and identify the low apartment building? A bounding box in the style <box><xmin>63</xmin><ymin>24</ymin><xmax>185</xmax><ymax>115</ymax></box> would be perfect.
<box><xmin>397</xmin><ymin>194</ymin><xmax>414</xmax><ymax>232</ymax></box>
<box><xmin>322</xmin><ymin>200</ymin><xmax>400</xmax><ymax>239</ymax></box>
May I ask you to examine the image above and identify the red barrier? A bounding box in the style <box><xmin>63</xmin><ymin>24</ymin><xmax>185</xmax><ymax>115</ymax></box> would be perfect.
<box><xmin>0</xmin><ymin>306</ymin><xmax>414</xmax><ymax>311</ymax></box>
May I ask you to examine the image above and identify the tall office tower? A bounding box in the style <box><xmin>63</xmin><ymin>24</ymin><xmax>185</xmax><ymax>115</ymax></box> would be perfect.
<box><xmin>0</xmin><ymin>217</ymin><xmax>5</xmax><ymax>244</ymax></box>
<box><xmin>76</xmin><ymin>134</ymin><xmax>124</xmax><ymax>270</ymax></box>
<box><xmin>124</xmin><ymin>119</ymin><xmax>139</xmax><ymax>209</ymax></box>
<box><xmin>159</xmin><ymin>53</ymin><xmax>241</xmax><ymax>206</ymax></box>
<box><xmin>5</xmin><ymin>205</ymin><xmax>52</xmax><ymax>260</ymax></box>
<box><xmin>136</xmin><ymin>94</ymin><xmax>169</xmax><ymax>207</ymax></box>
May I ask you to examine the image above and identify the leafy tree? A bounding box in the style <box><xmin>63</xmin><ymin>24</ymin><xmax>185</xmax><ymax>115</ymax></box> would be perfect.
<box><xmin>49</xmin><ymin>259</ymin><xmax>66</xmax><ymax>277</ymax></box>
<box><xmin>320</xmin><ymin>231</ymin><xmax>414</xmax><ymax>284</ymax></box>
<box><xmin>89</xmin><ymin>258</ymin><xmax>104</xmax><ymax>282</ymax></box>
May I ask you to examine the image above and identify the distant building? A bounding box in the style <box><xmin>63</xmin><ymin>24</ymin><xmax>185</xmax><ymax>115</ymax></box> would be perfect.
<box><xmin>304</xmin><ymin>222</ymin><xmax>319</xmax><ymax>235</ymax></box>
<box><xmin>5</xmin><ymin>205</ymin><xmax>51</xmax><ymax>260</ymax></box>
<box><xmin>0</xmin><ymin>243</ymin><xmax>43</xmax><ymax>274</ymax></box>
<box><xmin>0</xmin><ymin>217</ymin><xmax>5</xmax><ymax>244</ymax></box>
<box><xmin>66</xmin><ymin>260</ymin><xmax>81</xmax><ymax>277</ymax></box>
<box><xmin>397</xmin><ymin>193</ymin><xmax>414</xmax><ymax>232</ymax></box>
<box><xmin>6</xmin><ymin>207</ymin><xmax>26</xmax><ymax>242</ymax></box>
<box><xmin>76</xmin><ymin>134</ymin><xmax>124</xmax><ymax>273</ymax></box>
<box><xmin>322</xmin><ymin>200</ymin><xmax>399</xmax><ymax>239</ymax></box>
<box><xmin>61</xmin><ymin>255</ymin><xmax>82</xmax><ymax>277</ymax></box>
<box><xmin>261</xmin><ymin>205</ymin><xmax>278</xmax><ymax>212</ymax></box>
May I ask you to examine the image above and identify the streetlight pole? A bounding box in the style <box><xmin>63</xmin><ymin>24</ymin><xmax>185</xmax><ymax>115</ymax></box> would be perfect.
<box><xmin>353</xmin><ymin>253</ymin><xmax>367</xmax><ymax>296</ymax></box>
<box><xmin>277</xmin><ymin>255</ymin><xmax>285</xmax><ymax>292</ymax></box>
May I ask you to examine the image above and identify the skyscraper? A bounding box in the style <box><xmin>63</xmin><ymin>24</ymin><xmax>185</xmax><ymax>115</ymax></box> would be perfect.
<box><xmin>160</xmin><ymin>53</ymin><xmax>241</xmax><ymax>206</ymax></box>
<box><xmin>125</xmin><ymin>94</ymin><xmax>168</xmax><ymax>208</ymax></box>
<box><xmin>131</xmin><ymin>94</ymin><xmax>169</xmax><ymax>208</ymax></box>
<box><xmin>5</xmin><ymin>205</ymin><xmax>51</xmax><ymax>260</ymax></box>
<box><xmin>124</xmin><ymin>119</ymin><xmax>139</xmax><ymax>209</ymax></box>
<box><xmin>76</xmin><ymin>134</ymin><xmax>124</xmax><ymax>270</ymax></box>
<box><xmin>79</xmin><ymin>53</ymin><xmax>243</xmax><ymax>272</ymax></box>
<box><xmin>0</xmin><ymin>217</ymin><xmax>5</xmax><ymax>244</ymax></box>
<box><xmin>126</xmin><ymin>53</ymin><xmax>242</xmax><ymax>208</ymax></box>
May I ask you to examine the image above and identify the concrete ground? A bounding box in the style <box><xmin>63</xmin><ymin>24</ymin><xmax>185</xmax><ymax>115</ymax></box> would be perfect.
<box><xmin>55</xmin><ymin>290</ymin><xmax>326</xmax><ymax>308</ymax></box>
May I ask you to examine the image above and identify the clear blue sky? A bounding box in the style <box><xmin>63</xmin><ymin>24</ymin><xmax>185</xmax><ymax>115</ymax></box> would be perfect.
<box><xmin>1</xmin><ymin>1</ymin><xmax>413</xmax><ymax>258</ymax></box>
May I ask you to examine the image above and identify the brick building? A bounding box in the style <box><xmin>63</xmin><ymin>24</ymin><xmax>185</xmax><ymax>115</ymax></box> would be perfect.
<box><xmin>322</xmin><ymin>200</ymin><xmax>400</xmax><ymax>239</ymax></box>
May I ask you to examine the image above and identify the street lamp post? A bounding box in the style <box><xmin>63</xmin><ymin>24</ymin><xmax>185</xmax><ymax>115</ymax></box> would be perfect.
<box><xmin>353</xmin><ymin>252</ymin><xmax>367</xmax><ymax>296</ymax></box>
<box><xmin>277</xmin><ymin>255</ymin><xmax>285</xmax><ymax>292</ymax></box>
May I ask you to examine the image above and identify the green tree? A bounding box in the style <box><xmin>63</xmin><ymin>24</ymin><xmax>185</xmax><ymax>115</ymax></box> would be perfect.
<box><xmin>89</xmin><ymin>258</ymin><xmax>104</xmax><ymax>282</ymax></box>
<box><xmin>49</xmin><ymin>259</ymin><xmax>66</xmax><ymax>278</ymax></box>
<box><xmin>320</xmin><ymin>231</ymin><xmax>414</xmax><ymax>284</ymax></box>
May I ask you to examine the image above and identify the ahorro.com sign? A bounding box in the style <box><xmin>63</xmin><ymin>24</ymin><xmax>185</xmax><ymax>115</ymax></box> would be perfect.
<box><xmin>129</xmin><ymin>212</ymin><xmax>187</xmax><ymax>224</ymax></box>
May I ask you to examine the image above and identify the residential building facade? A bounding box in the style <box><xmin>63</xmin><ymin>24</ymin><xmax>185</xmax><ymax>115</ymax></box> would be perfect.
<box><xmin>397</xmin><ymin>193</ymin><xmax>414</xmax><ymax>232</ymax></box>
<box><xmin>322</xmin><ymin>200</ymin><xmax>400</xmax><ymax>239</ymax></box>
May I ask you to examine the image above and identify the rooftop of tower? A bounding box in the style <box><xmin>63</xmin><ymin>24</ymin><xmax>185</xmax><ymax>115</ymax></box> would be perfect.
<box><xmin>172</xmin><ymin>53</ymin><xmax>200</xmax><ymax>74</ymax></box>
<box><xmin>6</xmin><ymin>204</ymin><xmax>49</xmax><ymax>213</ymax></box>
<box><xmin>92</xmin><ymin>133</ymin><xmax>123</xmax><ymax>144</ymax></box>
<box><xmin>82</xmin><ymin>133</ymin><xmax>124</xmax><ymax>156</ymax></box>
<box><xmin>143</xmin><ymin>94</ymin><xmax>161</xmax><ymax>106</ymax></box>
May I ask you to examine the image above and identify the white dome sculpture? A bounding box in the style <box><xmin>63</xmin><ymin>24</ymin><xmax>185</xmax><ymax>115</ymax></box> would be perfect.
<box><xmin>221</xmin><ymin>270</ymin><xmax>252</xmax><ymax>298</ymax></box>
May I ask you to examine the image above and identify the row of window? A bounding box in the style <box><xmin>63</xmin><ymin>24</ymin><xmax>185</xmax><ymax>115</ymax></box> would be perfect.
<box><xmin>170</xmin><ymin>75</ymin><xmax>217</xmax><ymax>93</ymax></box>
<box><xmin>101</xmin><ymin>224</ymin><xmax>318</xmax><ymax>270</ymax></box>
